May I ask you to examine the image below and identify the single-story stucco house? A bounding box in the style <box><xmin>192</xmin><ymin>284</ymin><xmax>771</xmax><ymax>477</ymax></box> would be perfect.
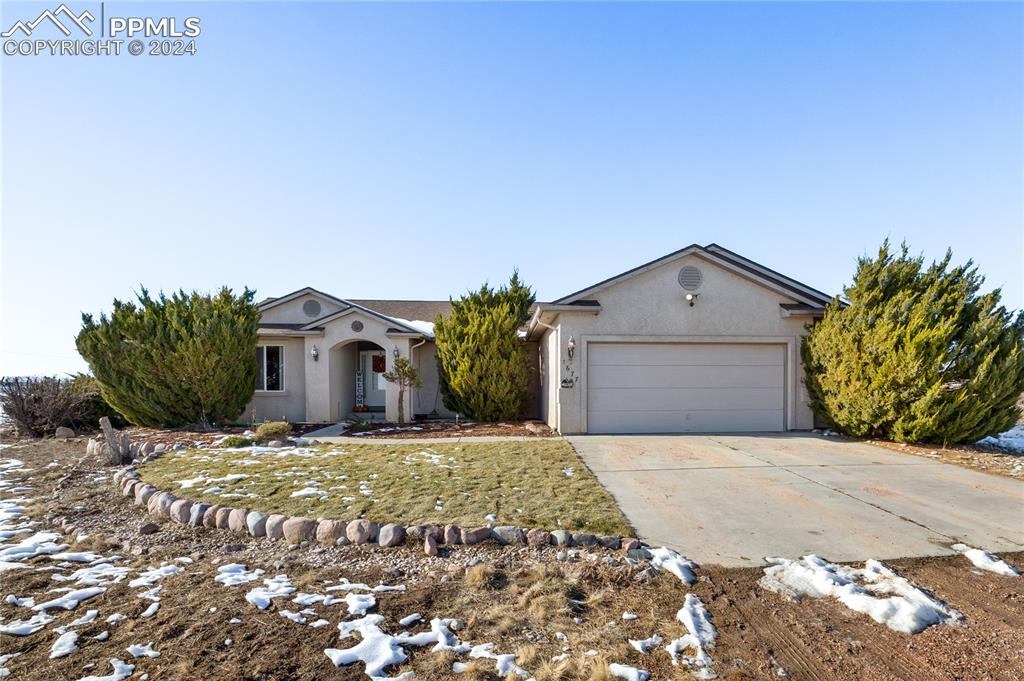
<box><xmin>246</xmin><ymin>243</ymin><xmax>833</xmax><ymax>434</ymax></box>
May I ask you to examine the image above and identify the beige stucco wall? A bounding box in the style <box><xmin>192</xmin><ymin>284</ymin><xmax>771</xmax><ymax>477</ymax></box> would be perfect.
<box><xmin>539</xmin><ymin>329</ymin><xmax>560</xmax><ymax>430</ymax></box>
<box><xmin>245</xmin><ymin>337</ymin><xmax>307</xmax><ymax>423</ymax></box>
<box><xmin>260</xmin><ymin>293</ymin><xmax>345</xmax><ymax>325</ymax></box>
<box><xmin>548</xmin><ymin>252</ymin><xmax>816</xmax><ymax>434</ymax></box>
<box><xmin>412</xmin><ymin>342</ymin><xmax>456</xmax><ymax>418</ymax></box>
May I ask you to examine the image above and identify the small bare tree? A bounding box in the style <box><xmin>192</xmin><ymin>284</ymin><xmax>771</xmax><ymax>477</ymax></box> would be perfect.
<box><xmin>382</xmin><ymin>356</ymin><xmax>422</xmax><ymax>424</ymax></box>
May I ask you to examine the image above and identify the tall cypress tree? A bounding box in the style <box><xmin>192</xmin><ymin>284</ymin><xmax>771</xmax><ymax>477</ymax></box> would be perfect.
<box><xmin>434</xmin><ymin>272</ymin><xmax>536</xmax><ymax>420</ymax></box>
<box><xmin>802</xmin><ymin>241</ymin><xmax>1024</xmax><ymax>444</ymax></box>
<box><xmin>76</xmin><ymin>287</ymin><xmax>259</xmax><ymax>428</ymax></box>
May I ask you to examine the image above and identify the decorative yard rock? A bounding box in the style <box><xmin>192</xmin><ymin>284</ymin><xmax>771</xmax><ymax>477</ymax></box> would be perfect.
<box><xmin>424</xmin><ymin>533</ymin><xmax>438</xmax><ymax>556</ymax></box>
<box><xmin>54</xmin><ymin>426</ymin><xmax>75</xmax><ymax>439</ymax></box>
<box><xmin>122</xmin><ymin>479</ymin><xmax>139</xmax><ymax>497</ymax></box>
<box><xmin>147</xmin><ymin>492</ymin><xmax>164</xmax><ymax>516</ymax></box>
<box><xmin>169</xmin><ymin>499</ymin><xmax>192</xmax><ymax>525</ymax></box>
<box><xmin>443</xmin><ymin>524</ymin><xmax>461</xmax><ymax>545</ymax></box>
<box><xmin>377</xmin><ymin>523</ymin><xmax>406</xmax><ymax>547</ymax></box>
<box><xmin>461</xmin><ymin>527</ymin><xmax>491</xmax><ymax>545</ymax></box>
<box><xmin>156</xmin><ymin>493</ymin><xmax>177</xmax><ymax>519</ymax></box>
<box><xmin>572</xmin><ymin>532</ymin><xmax>598</xmax><ymax>546</ymax></box>
<box><xmin>228</xmin><ymin>509</ymin><xmax>249</xmax><ymax>533</ymax></box>
<box><xmin>346</xmin><ymin>519</ymin><xmax>378</xmax><ymax>544</ymax></box>
<box><xmin>491</xmin><ymin>526</ymin><xmax>524</xmax><ymax>546</ymax></box>
<box><xmin>282</xmin><ymin>517</ymin><xmax>317</xmax><ymax>543</ymax></box>
<box><xmin>621</xmin><ymin>538</ymin><xmax>641</xmax><ymax>551</ymax></box>
<box><xmin>215</xmin><ymin>507</ymin><xmax>233</xmax><ymax>529</ymax></box>
<box><xmin>138</xmin><ymin>522</ymin><xmax>159</xmax><ymax>535</ymax></box>
<box><xmin>189</xmin><ymin>503</ymin><xmax>211</xmax><ymax>526</ymax></box>
<box><xmin>315</xmin><ymin>519</ymin><xmax>345</xmax><ymax>544</ymax></box>
<box><xmin>246</xmin><ymin>512</ymin><xmax>269</xmax><ymax>538</ymax></box>
<box><xmin>134</xmin><ymin>484</ymin><xmax>155</xmax><ymax>506</ymax></box>
<box><xmin>599</xmin><ymin>535</ymin><xmax>621</xmax><ymax>550</ymax></box>
<box><xmin>140</xmin><ymin>441</ymin><xmax>155</xmax><ymax>456</ymax></box>
<box><xmin>203</xmin><ymin>505</ymin><xmax>222</xmax><ymax>528</ymax></box>
<box><xmin>526</xmin><ymin>528</ymin><xmax>551</xmax><ymax>546</ymax></box>
<box><xmin>154</xmin><ymin>443</ymin><xmax>167</xmax><ymax>454</ymax></box>
<box><xmin>265</xmin><ymin>514</ymin><xmax>288</xmax><ymax>539</ymax></box>
<box><xmin>267</xmin><ymin>440</ymin><xmax>288</xmax><ymax>448</ymax></box>
<box><xmin>627</xmin><ymin>547</ymin><xmax>652</xmax><ymax>561</ymax></box>
<box><xmin>550</xmin><ymin>529</ymin><xmax>573</xmax><ymax>546</ymax></box>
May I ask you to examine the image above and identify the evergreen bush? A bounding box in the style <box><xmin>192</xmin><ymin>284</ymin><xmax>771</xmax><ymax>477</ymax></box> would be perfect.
<box><xmin>802</xmin><ymin>241</ymin><xmax>1024</xmax><ymax>443</ymax></box>
<box><xmin>254</xmin><ymin>420</ymin><xmax>290</xmax><ymax>442</ymax></box>
<box><xmin>434</xmin><ymin>272</ymin><xmax>535</xmax><ymax>421</ymax></box>
<box><xmin>76</xmin><ymin>287</ymin><xmax>259</xmax><ymax>428</ymax></box>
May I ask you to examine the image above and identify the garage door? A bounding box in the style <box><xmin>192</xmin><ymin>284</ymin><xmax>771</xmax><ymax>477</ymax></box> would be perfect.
<box><xmin>586</xmin><ymin>343</ymin><xmax>785</xmax><ymax>434</ymax></box>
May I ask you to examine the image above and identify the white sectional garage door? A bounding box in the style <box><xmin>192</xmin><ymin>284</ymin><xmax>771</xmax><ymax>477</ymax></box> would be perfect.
<box><xmin>586</xmin><ymin>343</ymin><xmax>785</xmax><ymax>434</ymax></box>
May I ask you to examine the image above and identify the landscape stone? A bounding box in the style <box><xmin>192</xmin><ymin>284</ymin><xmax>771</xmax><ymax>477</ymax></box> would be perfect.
<box><xmin>154</xmin><ymin>443</ymin><xmax>166</xmax><ymax>453</ymax></box>
<box><xmin>54</xmin><ymin>426</ymin><xmax>75</xmax><ymax>439</ymax></box>
<box><xmin>215</xmin><ymin>507</ymin><xmax>233</xmax><ymax>529</ymax></box>
<box><xmin>346</xmin><ymin>519</ymin><xmax>378</xmax><ymax>544</ymax></box>
<box><xmin>621</xmin><ymin>538</ymin><xmax>641</xmax><ymax>551</ymax></box>
<box><xmin>203</xmin><ymin>505</ymin><xmax>222</xmax><ymax>528</ymax></box>
<box><xmin>122</xmin><ymin>480</ymin><xmax>139</xmax><ymax>497</ymax></box>
<box><xmin>443</xmin><ymin>524</ymin><xmax>461</xmax><ymax>545</ymax></box>
<box><xmin>627</xmin><ymin>547</ymin><xmax>652</xmax><ymax>561</ymax></box>
<box><xmin>377</xmin><ymin>523</ymin><xmax>406</xmax><ymax>547</ymax></box>
<box><xmin>283</xmin><ymin>517</ymin><xmax>318</xmax><ymax>542</ymax></box>
<box><xmin>189</xmin><ymin>503</ymin><xmax>211</xmax><ymax>526</ymax></box>
<box><xmin>461</xmin><ymin>526</ymin><xmax>491</xmax><ymax>545</ymax></box>
<box><xmin>246</xmin><ymin>512</ymin><xmax>269</xmax><ymax>537</ymax></box>
<box><xmin>156</xmin><ymin>493</ymin><xmax>177</xmax><ymax>518</ymax></box>
<box><xmin>424</xmin><ymin>533</ymin><xmax>438</xmax><ymax>556</ymax></box>
<box><xmin>335</xmin><ymin>536</ymin><xmax>350</xmax><ymax>546</ymax></box>
<box><xmin>267</xmin><ymin>440</ymin><xmax>287</xmax><ymax>448</ymax></box>
<box><xmin>140</xmin><ymin>441</ymin><xmax>155</xmax><ymax>456</ymax></box>
<box><xmin>315</xmin><ymin>519</ymin><xmax>345</xmax><ymax>544</ymax></box>
<box><xmin>265</xmin><ymin>514</ymin><xmax>288</xmax><ymax>539</ymax></box>
<box><xmin>599</xmin><ymin>535</ymin><xmax>621</xmax><ymax>549</ymax></box>
<box><xmin>491</xmin><ymin>526</ymin><xmax>524</xmax><ymax>545</ymax></box>
<box><xmin>550</xmin><ymin>529</ymin><xmax>573</xmax><ymax>546</ymax></box>
<box><xmin>147</xmin><ymin>492</ymin><xmax>164</xmax><ymax>516</ymax></box>
<box><xmin>526</xmin><ymin>528</ymin><xmax>551</xmax><ymax>546</ymax></box>
<box><xmin>138</xmin><ymin>522</ymin><xmax>159</xmax><ymax>535</ymax></box>
<box><xmin>169</xmin><ymin>499</ymin><xmax>192</xmax><ymax>524</ymax></box>
<box><xmin>134</xmin><ymin>484</ymin><xmax>154</xmax><ymax>506</ymax></box>
<box><xmin>572</xmin><ymin>532</ymin><xmax>598</xmax><ymax>546</ymax></box>
<box><xmin>228</xmin><ymin>509</ymin><xmax>249</xmax><ymax>533</ymax></box>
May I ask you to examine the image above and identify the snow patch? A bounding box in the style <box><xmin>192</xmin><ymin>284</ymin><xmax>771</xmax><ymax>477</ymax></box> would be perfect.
<box><xmin>649</xmin><ymin>546</ymin><xmax>698</xmax><ymax>585</ymax></box>
<box><xmin>951</xmin><ymin>544</ymin><xmax>1020</xmax><ymax>576</ymax></box>
<box><xmin>759</xmin><ymin>555</ymin><xmax>962</xmax><ymax>634</ymax></box>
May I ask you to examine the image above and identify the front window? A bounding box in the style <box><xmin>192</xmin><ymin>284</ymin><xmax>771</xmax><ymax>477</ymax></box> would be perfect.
<box><xmin>256</xmin><ymin>345</ymin><xmax>284</xmax><ymax>391</ymax></box>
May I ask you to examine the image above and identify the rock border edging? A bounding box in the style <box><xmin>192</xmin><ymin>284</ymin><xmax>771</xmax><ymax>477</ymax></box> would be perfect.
<box><xmin>110</xmin><ymin>467</ymin><xmax>644</xmax><ymax>556</ymax></box>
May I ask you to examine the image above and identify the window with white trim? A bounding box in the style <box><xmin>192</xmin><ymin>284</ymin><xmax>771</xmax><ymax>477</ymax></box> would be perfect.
<box><xmin>256</xmin><ymin>345</ymin><xmax>284</xmax><ymax>391</ymax></box>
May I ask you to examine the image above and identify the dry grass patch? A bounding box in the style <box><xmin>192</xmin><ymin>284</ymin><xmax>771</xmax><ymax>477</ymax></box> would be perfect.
<box><xmin>139</xmin><ymin>440</ymin><xmax>631</xmax><ymax>534</ymax></box>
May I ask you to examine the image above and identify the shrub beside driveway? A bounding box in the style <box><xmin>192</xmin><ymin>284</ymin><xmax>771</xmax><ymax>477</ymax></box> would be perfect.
<box><xmin>139</xmin><ymin>439</ymin><xmax>632</xmax><ymax>536</ymax></box>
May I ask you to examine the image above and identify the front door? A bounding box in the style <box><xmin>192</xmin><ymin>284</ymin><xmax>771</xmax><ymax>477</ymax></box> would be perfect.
<box><xmin>359</xmin><ymin>350</ymin><xmax>387</xmax><ymax>408</ymax></box>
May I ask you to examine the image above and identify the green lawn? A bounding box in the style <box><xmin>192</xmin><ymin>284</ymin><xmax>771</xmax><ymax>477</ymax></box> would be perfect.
<box><xmin>139</xmin><ymin>440</ymin><xmax>632</xmax><ymax>536</ymax></box>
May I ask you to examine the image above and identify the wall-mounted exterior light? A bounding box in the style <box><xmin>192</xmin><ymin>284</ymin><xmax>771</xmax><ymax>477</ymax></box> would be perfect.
<box><xmin>393</xmin><ymin>346</ymin><xmax>400</xmax><ymax>359</ymax></box>
<box><xmin>567</xmin><ymin>335</ymin><xmax>576</xmax><ymax>360</ymax></box>
<box><xmin>685</xmin><ymin>293</ymin><xmax>700</xmax><ymax>307</ymax></box>
<box><xmin>310</xmin><ymin>345</ymin><xmax>319</xmax><ymax>361</ymax></box>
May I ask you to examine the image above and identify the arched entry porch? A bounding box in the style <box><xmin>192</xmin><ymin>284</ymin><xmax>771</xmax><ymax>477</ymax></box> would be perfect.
<box><xmin>328</xmin><ymin>339</ymin><xmax>388</xmax><ymax>422</ymax></box>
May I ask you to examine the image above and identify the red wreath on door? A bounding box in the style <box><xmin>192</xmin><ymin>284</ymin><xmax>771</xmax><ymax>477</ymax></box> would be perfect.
<box><xmin>372</xmin><ymin>355</ymin><xmax>386</xmax><ymax>373</ymax></box>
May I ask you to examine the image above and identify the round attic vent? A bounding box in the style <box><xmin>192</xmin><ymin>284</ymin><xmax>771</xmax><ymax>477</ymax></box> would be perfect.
<box><xmin>678</xmin><ymin>265</ymin><xmax>703</xmax><ymax>291</ymax></box>
<box><xmin>351</xmin><ymin>320</ymin><xmax>364</xmax><ymax>332</ymax></box>
<box><xmin>302</xmin><ymin>299</ymin><xmax>322</xmax><ymax>317</ymax></box>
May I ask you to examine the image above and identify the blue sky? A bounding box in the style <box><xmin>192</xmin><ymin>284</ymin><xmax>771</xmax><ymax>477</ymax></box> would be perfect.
<box><xmin>2</xmin><ymin>1</ymin><xmax>1022</xmax><ymax>376</ymax></box>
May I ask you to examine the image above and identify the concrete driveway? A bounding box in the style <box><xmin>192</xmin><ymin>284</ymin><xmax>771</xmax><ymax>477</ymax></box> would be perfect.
<box><xmin>568</xmin><ymin>433</ymin><xmax>1024</xmax><ymax>567</ymax></box>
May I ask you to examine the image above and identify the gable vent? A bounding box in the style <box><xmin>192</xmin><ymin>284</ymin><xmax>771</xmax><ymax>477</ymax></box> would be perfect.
<box><xmin>302</xmin><ymin>299</ymin><xmax>322</xmax><ymax>317</ymax></box>
<box><xmin>678</xmin><ymin>265</ymin><xmax>703</xmax><ymax>291</ymax></box>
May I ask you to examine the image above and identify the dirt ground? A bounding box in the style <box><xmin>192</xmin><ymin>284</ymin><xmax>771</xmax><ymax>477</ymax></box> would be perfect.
<box><xmin>1</xmin><ymin>437</ymin><xmax>1022</xmax><ymax>681</ymax></box>
<box><xmin>342</xmin><ymin>420</ymin><xmax>555</xmax><ymax>439</ymax></box>
<box><xmin>862</xmin><ymin>437</ymin><xmax>1024</xmax><ymax>481</ymax></box>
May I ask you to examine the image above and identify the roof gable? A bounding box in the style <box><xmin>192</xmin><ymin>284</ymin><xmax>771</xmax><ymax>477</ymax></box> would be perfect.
<box><xmin>552</xmin><ymin>244</ymin><xmax>832</xmax><ymax>307</ymax></box>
